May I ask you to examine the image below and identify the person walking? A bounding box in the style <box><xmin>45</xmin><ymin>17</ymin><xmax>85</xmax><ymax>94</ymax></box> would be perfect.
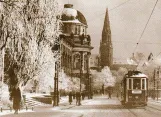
<box><xmin>68</xmin><ymin>92</ymin><xmax>73</xmax><ymax>105</ymax></box>
<box><xmin>10</xmin><ymin>87</ymin><xmax>21</xmax><ymax>114</ymax></box>
<box><xmin>108</xmin><ymin>88</ymin><xmax>112</xmax><ymax>99</ymax></box>
<box><xmin>76</xmin><ymin>92</ymin><xmax>81</xmax><ymax>106</ymax></box>
<box><xmin>73</xmin><ymin>92</ymin><xmax>76</xmax><ymax>99</ymax></box>
<box><xmin>81</xmin><ymin>92</ymin><xmax>85</xmax><ymax>100</ymax></box>
<box><xmin>76</xmin><ymin>92</ymin><xmax>79</xmax><ymax>105</ymax></box>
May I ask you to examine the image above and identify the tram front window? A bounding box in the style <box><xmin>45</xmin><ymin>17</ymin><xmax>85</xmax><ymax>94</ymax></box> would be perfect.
<box><xmin>133</xmin><ymin>79</ymin><xmax>141</xmax><ymax>89</ymax></box>
<box><xmin>142</xmin><ymin>79</ymin><xmax>145</xmax><ymax>90</ymax></box>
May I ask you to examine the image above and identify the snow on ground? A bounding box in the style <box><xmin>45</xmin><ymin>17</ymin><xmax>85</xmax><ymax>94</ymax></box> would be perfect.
<box><xmin>24</xmin><ymin>93</ymin><xmax>50</xmax><ymax>98</ymax></box>
<box><xmin>0</xmin><ymin>109</ymin><xmax>34</xmax><ymax>116</ymax></box>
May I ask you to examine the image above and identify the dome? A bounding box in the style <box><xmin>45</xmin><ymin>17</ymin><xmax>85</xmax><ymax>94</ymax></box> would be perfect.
<box><xmin>62</xmin><ymin>4</ymin><xmax>87</xmax><ymax>25</ymax></box>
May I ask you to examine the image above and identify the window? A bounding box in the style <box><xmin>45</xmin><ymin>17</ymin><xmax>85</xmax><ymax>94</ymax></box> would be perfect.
<box><xmin>133</xmin><ymin>79</ymin><xmax>141</xmax><ymax>89</ymax></box>
<box><xmin>84</xmin><ymin>54</ymin><xmax>88</xmax><ymax>70</ymax></box>
<box><xmin>74</xmin><ymin>53</ymin><xmax>80</xmax><ymax>69</ymax></box>
<box><xmin>66</xmin><ymin>25</ymin><xmax>70</xmax><ymax>33</ymax></box>
<box><xmin>129</xmin><ymin>79</ymin><xmax>132</xmax><ymax>90</ymax></box>
<box><xmin>142</xmin><ymin>79</ymin><xmax>145</xmax><ymax>90</ymax></box>
<box><xmin>78</xmin><ymin>25</ymin><xmax>80</xmax><ymax>34</ymax></box>
<box><xmin>75</xmin><ymin>26</ymin><xmax>77</xmax><ymax>34</ymax></box>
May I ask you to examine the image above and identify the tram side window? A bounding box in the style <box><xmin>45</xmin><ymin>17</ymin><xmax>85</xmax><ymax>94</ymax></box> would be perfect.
<box><xmin>133</xmin><ymin>79</ymin><xmax>141</xmax><ymax>89</ymax></box>
<box><xmin>142</xmin><ymin>79</ymin><xmax>145</xmax><ymax>90</ymax></box>
<box><xmin>129</xmin><ymin>79</ymin><xmax>132</xmax><ymax>89</ymax></box>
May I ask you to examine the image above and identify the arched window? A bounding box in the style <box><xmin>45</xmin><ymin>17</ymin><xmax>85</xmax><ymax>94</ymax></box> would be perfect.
<box><xmin>84</xmin><ymin>54</ymin><xmax>88</xmax><ymax>70</ymax></box>
<box><xmin>75</xmin><ymin>26</ymin><xmax>77</xmax><ymax>34</ymax></box>
<box><xmin>83</xmin><ymin>28</ymin><xmax>84</xmax><ymax>34</ymax></box>
<box><xmin>66</xmin><ymin>24</ymin><xmax>70</xmax><ymax>33</ymax></box>
<box><xmin>74</xmin><ymin>53</ymin><xmax>80</xmax><ymax>69</ymax></box>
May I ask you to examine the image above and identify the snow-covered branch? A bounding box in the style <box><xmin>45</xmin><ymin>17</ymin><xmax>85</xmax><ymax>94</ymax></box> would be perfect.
<box><xmin>0</xmin><ymin>0</ymin><xmax>62</xmax><ymax>91</ymax></box>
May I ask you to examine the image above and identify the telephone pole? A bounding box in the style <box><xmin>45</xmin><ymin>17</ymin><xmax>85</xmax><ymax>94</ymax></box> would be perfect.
<box><xmin>157</xmin><ymin>67</ymin><xmax>160</xmax><ymax>101</ymax></box>
<box><xmin>153</xmin><ymin>69</ymin><xmax>156</xmax><ymax>100</ymax></box>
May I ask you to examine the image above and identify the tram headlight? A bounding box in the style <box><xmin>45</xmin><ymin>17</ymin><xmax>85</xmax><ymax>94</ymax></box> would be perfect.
<box><xmin>135</xmin><ymin>96</ymin><xmax>139</xmax><ymax>99</ymax></box>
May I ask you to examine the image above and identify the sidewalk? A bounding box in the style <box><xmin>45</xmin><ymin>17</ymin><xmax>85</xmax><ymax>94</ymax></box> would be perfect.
<box><xmin>148</xmin><ymin>97</ymin><xmax>161</xmax><ymax>105</ymax></box>
<box><xmin>52</xmin><ymin>96</ymin><xmax>93</xmax><ymax>110</ymax></box>
<box><xmin>0</xmin><ymin>96</ymin><xmax>92</xmax><ymax>116</ymax></box>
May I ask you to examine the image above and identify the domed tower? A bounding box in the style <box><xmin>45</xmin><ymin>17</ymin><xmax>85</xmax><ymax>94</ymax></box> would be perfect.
<box><xmin>99</xmin><ymin>8</ymin><xmax>113</xmax><ymax>68</ymax></box>
<box><xmin>60</xmin><ymin>4</ymin><xmax>93</xmax><ymax>92</ymax></box>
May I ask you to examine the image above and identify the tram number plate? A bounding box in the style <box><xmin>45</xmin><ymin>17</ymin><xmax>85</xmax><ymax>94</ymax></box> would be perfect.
<box><xmin>132</xmin><ymin>90</ymin><xmax>142</xmax><ymax>94</ymax></box>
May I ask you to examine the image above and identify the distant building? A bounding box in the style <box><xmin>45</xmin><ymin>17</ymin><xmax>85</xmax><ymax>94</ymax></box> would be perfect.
<box><xmin>112</xmin><ymin>58</ymin><xmax>137</xmax><ymax>70</ymax></box>
<box><xmin>99</xmin><ymin>8</ymin><xmax>113</xmax><ymax>69</ymax></box>
<box><xmin>89</xmin><ymin>54</ymin><xmax>99</xmax><ymax>70</ymax></box>
<box><xmin>111</xmin><ymin>64</ymin><xmax>137</xmax><ymax>71</ymax></box>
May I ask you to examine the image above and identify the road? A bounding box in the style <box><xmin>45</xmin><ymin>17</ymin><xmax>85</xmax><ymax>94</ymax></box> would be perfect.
<box><xmin>1</xmin><ymin>95</ymin><xmax>161</xmax><ymax>117</ymax></box>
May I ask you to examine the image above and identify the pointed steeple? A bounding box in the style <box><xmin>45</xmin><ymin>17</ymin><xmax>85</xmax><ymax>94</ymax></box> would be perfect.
<box><xmin>102</xmin><ymin>8</ymin><xmax>111</xmax><ymax>43</ymax></box>
<box><xmin>99</xmin><ymin>8</ymin><xmax>113</xmax><ymax>68</ymax></box>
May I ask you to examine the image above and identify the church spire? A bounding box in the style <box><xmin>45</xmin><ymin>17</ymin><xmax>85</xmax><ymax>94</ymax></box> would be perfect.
<box><xmin>99</xmin><ymin>8</ymin><xmax>113</xmax><ymax>68</ymax></box>
<box><xmin>102</xmin><ymin>8</ymin><xmax>111</xmax><ymax>43</ymax></box>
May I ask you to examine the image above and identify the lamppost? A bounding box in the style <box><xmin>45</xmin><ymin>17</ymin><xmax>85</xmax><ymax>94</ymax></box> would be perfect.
<box><xmin>80</xmin><ymin>51</ymin><xmax>83</xmax><ymax>92</ymax></box>
<box><xmin>89</xmin><ymin>73</ymin><xmax>92</xmax><ymax>99</ymax></box>
<box><xmin>86</xmin><ymin>52</ymin><xmax>92</xmax><ymax>99</ymax></box>
<box><xmin>102</xmin><ymin>84</ymin><xmax>104</xmax><ymax>95</ymax></box>
<box><xmin>52</xmin><ymin>42</ymin><xmax>60</xmax><ymax>106</ymax></box>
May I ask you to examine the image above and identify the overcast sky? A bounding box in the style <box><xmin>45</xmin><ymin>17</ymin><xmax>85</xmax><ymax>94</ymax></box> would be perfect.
<box><xmin>60</xmin><ymin>0</ymin><xmax>161</xmax><ymax>61</ymax></box>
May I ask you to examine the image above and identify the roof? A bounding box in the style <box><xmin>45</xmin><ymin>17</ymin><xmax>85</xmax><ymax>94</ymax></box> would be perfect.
<box><xmin>62</xmin><ymin>4</ymin><xmax>87</xmax><ymax>25</ymax></box>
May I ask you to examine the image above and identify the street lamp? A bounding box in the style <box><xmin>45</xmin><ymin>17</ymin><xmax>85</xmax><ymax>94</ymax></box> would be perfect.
<box><xmin>52</xmin><ymin>42</ymin><xmax>60</xmax><ymax>106</ymax></box>
<box><xmin>102</xmin><ymin>84</ymin><xmax>104</xmax><ymax>95</ymax></box>
<box><xmin>89</xmin><ymin>73</ymin><xmax>93</xmax><ymax>99</ymax></box>
<box><xmin>80</xmin><ymin>51</ymin><xmax>83</xmax><ymax>92</ymax></box>
<box><xmin>86</xmin><ymin>52</ymin><xmax>92</xmax><ymax>99</ymax></box>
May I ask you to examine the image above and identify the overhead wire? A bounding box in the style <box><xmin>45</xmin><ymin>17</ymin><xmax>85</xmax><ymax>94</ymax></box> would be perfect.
<box><xmin>133</xmin><ymin>0</ymin><xmax>159</xmax><ymax>53</ymax></box>
<box><xmin>87</xmin><ymin>0</ymin><xmax>132</xmax><ymax>23</ymax></box>
<box><xmin>82</xmin><ymin>0</ymin><xmax>160</xmax><ymax>62</ymax></box>
<box><xmin>112</xmin><ymin>41</ymin><xmax>161</xmax><ymax>45</ymax></box>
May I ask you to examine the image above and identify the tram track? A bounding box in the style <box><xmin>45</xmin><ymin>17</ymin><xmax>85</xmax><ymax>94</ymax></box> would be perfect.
<box><xmin>127</xmin><ymin>109</ymin><xmax>138</xmax><ymax>117</ymax></box>
<box><xmin>146</xmin><ymin>105</ymin><xmax>161</xmax><ymax>112</ymax></box>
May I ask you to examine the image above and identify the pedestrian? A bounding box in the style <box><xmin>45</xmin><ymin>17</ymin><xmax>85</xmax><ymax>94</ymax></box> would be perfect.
<box><xmin>117</xmin><ymin>92</ymin><xmax>119</xmax><ymax>98</ymax></box>
<box><xmin>76</xmin><ymin>92</ymin><xmax>79</xmax><ymax>105</ymax></box>
<box><xmin>108</xmin><ymin>89</ymin><xmax>112</xmax><ymax>99</ymax></box>
<box><xmin>68</xmin><ymin>92</ymin><xmax>73</xmax><ymax>104</ymax></box>
<box><xmin>10</xmin><ymin>87</ymin><xmax>21</xmax><ymax>114</ymax></box>
<box><xmin>73</xmin><ymin>92</ymin><xmax>76</xmax><ymax>99</ymax></box>
<box><xmin>76</xmin><ymin>92</ymin><xmax>81</xmax><ymax>106</ymax></box>
<box><xmin>81</xmin><ymin>92</ymin><xmax>85</xmax><ymax>100</ymax></box>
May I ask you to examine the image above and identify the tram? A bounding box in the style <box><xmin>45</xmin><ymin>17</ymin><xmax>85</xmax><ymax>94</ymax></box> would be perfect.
<box><xmin>120</xmin><ymin>71</ymin><xmax>148</xmax><ymax>107</ymax></box>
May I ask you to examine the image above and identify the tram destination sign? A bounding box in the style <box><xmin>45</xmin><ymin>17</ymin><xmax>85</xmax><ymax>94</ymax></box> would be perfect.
<box><xmin>132</xmin><ymin>90</ymin><xmax>142</xmax><ymax>94</ymax></box>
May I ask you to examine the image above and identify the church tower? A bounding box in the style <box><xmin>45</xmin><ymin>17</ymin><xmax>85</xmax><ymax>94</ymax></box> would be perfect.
<box><xmin>99</xmin><ymin>8</ymin><xmax>113</xmax><ymax>68</ymax></box>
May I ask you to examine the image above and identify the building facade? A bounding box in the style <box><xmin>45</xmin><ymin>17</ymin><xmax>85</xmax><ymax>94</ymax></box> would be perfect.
<box><xmin>99</xmin><ymin>9</ymin><xmax>113</xmax><ymax>68</ymax></box>
<box><xmin>60</xmin><ymin>4</ymin><xmax>93</xmax><ymax>91</ymax></box>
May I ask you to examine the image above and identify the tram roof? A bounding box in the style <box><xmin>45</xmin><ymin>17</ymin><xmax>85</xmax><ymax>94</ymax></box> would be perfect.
<box><xmin>125</xmin><ymin>71</ymin><xmax>148</xmax><ymax>78</ymax></box>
